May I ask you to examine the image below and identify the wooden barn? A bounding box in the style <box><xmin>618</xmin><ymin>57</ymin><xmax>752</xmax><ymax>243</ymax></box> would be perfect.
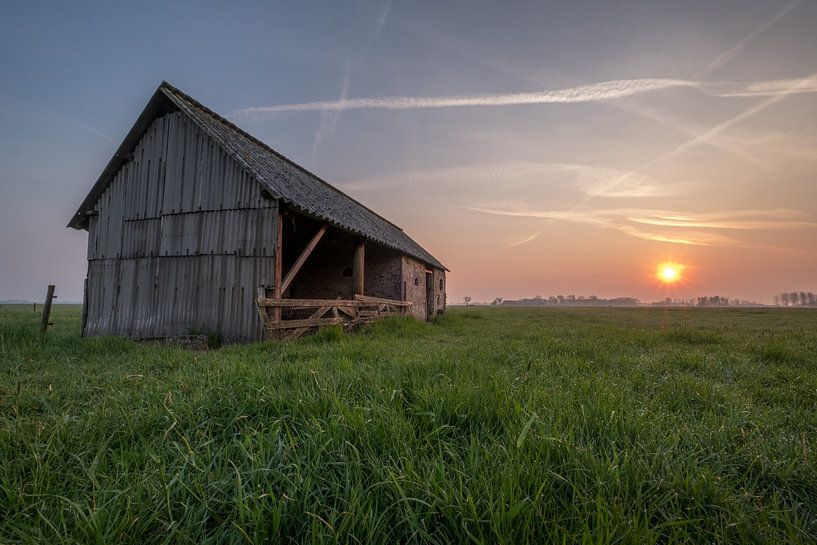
<box><xmin>68</xmin><ymin>82</ymin><xmax>447</xmax><ymax>342</ymax></box>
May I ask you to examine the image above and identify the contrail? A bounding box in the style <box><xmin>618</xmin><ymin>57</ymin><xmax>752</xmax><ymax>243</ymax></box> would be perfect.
<box><xmin>627</xmin><ymin>73</ymin><xmax>817</xmax><ymax>177</ymax></box>
<box><xmin>695</xmin><ymin>0</ymin><xmax>802</xmax><ymax>79</ymax></box>
<box><xmin>313</xmin><ymin>60</ymin><xmax>352</xmax><ymax>155</ymax></box>
<box><xmin>237</xmin><ymin>79</ymin><xmax>695</xmax><ymax>116</ymax></box>
<box><xmin>312</xmin><ymin>0</ymin><xmax>392</xmax><ymax>156</ymax></box>
<box><xmin>235</xmin><ymin>76</ymin><xmax>817</xmax><ymax>118</ymax></box>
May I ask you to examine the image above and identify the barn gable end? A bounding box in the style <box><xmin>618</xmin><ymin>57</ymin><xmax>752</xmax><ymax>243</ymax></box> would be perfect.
<box><xmin>83</xmin><ymin>111</ymin><xmax>278</xmax><ymax>341</ymax></box>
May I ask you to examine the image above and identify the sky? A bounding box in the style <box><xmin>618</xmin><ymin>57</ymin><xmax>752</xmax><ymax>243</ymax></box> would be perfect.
<box><xmin>1</xmin><ymin>0</ymin><xmax>816</xmax><ymax>304</ymax></box>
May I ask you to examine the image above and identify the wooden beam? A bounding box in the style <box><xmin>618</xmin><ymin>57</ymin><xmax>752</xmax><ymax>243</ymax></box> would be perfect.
<box><xmin>267</xmin><ymin>317</ymin><xmax>343</xmax><ymax>330</ymax></box>
<box><xmin>272</xmin><ymin>211</ymin><xmax>283</xmax><ymax>321</ymax></box>
<box><xmin>353</xmin><ymin>241</ymin><xmax>365</xmax><ymax>296</ymax></box>
<box><xmin>354</xmin><ymin>294</ymin><xmax>412</xmax><ymax>306</ymax></box>
<box><xmin>280</xmin><ymin>225</ymin><xmax>327</xmax><ymax>294</ymax></box>
<box><xmin>258</xmin><ymin>298</ymin><xmax>360</xmax><ymax>307</ymax></box>
<box><xmin>257</xmin><ymin>296</ymin><xmax>412</xmax><ymax>308</ymax></box>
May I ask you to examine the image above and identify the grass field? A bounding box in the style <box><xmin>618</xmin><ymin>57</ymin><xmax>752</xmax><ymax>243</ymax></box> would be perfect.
<box><xmin>1</xmin><ymin>304</ymin><xmax>816</xmax><ymax>544</ymax></box>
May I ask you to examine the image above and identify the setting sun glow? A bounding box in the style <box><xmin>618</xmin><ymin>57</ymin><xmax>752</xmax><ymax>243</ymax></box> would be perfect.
<box><xmin>657</xmin><ymin>263</ymin><xmax>683</xmax><ymax>284</ymax></box>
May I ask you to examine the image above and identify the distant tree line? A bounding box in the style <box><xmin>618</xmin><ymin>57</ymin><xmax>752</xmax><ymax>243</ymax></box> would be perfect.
<box><xmin>639</xmin><ymin>296</ymin><xmax>761</xmax><ymax>306</ymax></box>
<box><xmin>692</xmin><ymin>296</ymin><xmax>759</xmax><ymax>306</ymax></box>
<box><xmin>773</xmin><ymin>292</ymin><xmax>817</xmax><ymax>307</ymax></box>
<box><xmin>482</xmin><ymin>292</ymin><xmax>815</xmax><ymax>308</ymax></box>
<box><xmin>495</xmin><ymin>295</ymin><xmax>641</xmax><ymax>307</ymax></box>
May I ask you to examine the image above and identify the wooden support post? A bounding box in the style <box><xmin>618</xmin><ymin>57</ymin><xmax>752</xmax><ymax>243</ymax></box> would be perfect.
<box><xmin>353</xmin><ymin>241</ymin><xmax>365</xmax><ymax>296</ymax></box>
<box><xmin>40</xmin><ymin>285</ymin><xmax>55</xmax><ymax>333</ymax></box>
<box><xmin>256</xmin><ymin>286</ymin><xmax>269</xmax><ymax>330</ymax></box>
<box><xmin>280</xmin><ymin>225</ymin><xmax>327</xmax><ymax>293</ymax></box>
<box><xmin>272</xmin><ymin>212</ymin><xmax>283</xmax><ymax>322</ymax></box>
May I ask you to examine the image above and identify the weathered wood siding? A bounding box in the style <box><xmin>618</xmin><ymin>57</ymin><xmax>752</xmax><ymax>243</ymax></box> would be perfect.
<box><xmin>85</xmin><ymin>111</ymin><xmax>276</xmax><ymax>342</ymax></box>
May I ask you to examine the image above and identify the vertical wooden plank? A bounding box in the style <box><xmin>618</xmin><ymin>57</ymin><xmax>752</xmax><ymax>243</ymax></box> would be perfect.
<box><xmin>272</xmin><ymin>210</ymin><xmax>283</xmax><ymax>321</ymax></box>
<box><xmin>353</xmin><ymin>241</ymin><xmax>365</xmax><ymax>296</ymax></box>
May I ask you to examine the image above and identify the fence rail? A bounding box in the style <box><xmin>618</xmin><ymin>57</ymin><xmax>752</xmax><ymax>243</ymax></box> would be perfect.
<box><xmin>256</xmin><ymin>292</ymin><xmax>412</xmax><ymax>340</ymax></box>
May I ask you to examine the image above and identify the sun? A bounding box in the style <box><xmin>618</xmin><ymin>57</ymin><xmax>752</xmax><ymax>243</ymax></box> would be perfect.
<box><xmin>657</xmin><ymin>262</ymin><xmax>684</xmax><ymax>284</ymax></box>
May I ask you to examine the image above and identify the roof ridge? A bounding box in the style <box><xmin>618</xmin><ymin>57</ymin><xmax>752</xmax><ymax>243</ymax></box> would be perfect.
<box><xmin>158</xmin><ymin>81</ymin><xmax>405</xmax><ymax>233</ymax></box>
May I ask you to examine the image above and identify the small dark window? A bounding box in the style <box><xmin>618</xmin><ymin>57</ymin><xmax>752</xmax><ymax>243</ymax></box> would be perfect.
<box><xmin>342</xmin><ymin>267</ymin><xmax>352</xmax><ymax>277</ymax></box>
<box><xmin>439</xmin><ymin>279</ymin><xmax>443</xmax><ymax>290</ymax></box>
<box><xmin>414</xmin><ymin>277</ymin><xmax>420</xmax><ymax>286</ymax></box>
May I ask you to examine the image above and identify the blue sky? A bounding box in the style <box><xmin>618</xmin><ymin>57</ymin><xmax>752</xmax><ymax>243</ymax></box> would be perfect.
<box><xmin>1</xmin><ymin>0</ymin><xmax>816</xmax><ymax>303</ymax></box>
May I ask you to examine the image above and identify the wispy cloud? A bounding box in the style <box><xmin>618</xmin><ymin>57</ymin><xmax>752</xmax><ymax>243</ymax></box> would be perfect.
<box><xmin>628</xmin><ymin>209</ymin><xmax>817</xmax><ymax>230</ymax></box>
<box><xmin>235</xmin><ymin>76</ymin><xmax>817</xmax><ymax>118</ymax></box>
<box><xmin>503</xmin><ymin>231</ymin><xmax>542</xmax><ymax>248</ymax></box>
<box><xmin>468</xmin><ymin>205</ymin><xmax>816</xmax><ymax>249</ymax></box>
<box><xmin>340</xmin><ymin>161</ymin><xmax>695</xmax><ymax>198</ymax></box>
<box><xmin>566</xmin><ymin>166</ymin><xmax>695</xmax><ymax>198</ymax></box>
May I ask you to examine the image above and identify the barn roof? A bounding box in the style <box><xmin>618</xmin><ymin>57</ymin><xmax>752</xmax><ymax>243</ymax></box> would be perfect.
<box><xmin>68</xmin><ymin>81</ymin><xmax>446</xmax><ymax>271</ymax></box>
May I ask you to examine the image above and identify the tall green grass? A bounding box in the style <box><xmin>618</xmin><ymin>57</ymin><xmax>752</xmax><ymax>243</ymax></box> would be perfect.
<box><xmin>1</xmin><ymin>304</ymin><xmax>815</xmax><ymax>543</ymax></box>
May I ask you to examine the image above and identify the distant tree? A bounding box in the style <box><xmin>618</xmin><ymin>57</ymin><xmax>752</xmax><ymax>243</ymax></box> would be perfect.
<box><xmin>533</xmin><ymin>295</ymin><xmax>543</xmax><ymax>301</ymax></box>
<box><xmin>781</xmin><ymin>292</ymin><xmax>790</xmax><ymax>307</ymax></box>
<box><xmin>556</xmin><ymin>295</ymin><xmax>565</xmax><ymax>304</ymax></box>
<box><xmin>800</xmin><ymin>292</ymin><xmax>808</xmax><ymax>307</ymax></box>
<box><xmin>464</xmin><ymin>296</ymin><xmax>472</xmax><ymax>307</ymax></box>
<box><xmin>773</xmin><ymin>294</ymin><xmax>780</xmax><ymax>306</ymax></box>
<box><xmin>548</xmin><ymin>296</ymin><xmax>557</xmax><ymax>304</ymax></box>
<box><xmin>808</xmin><ymin>292</ymin><xmax>817</xmax><ymax>306</ymax></box>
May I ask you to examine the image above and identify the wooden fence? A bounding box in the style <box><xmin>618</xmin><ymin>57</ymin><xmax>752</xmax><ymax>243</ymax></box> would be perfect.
<box><xmin>256</xmin><ymin>291</ymin><xmax>412</xmax><ymax>340</ymax></box>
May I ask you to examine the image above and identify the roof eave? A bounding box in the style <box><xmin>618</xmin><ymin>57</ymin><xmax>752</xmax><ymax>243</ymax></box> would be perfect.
<box><xmin>275</xmin><ymin>198</ymin><xmax>448</xmax><ymax>271</ymax></box>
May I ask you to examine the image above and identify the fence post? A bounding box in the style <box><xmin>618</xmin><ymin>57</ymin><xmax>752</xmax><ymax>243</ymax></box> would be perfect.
<box><xmin>40</xmin><ymin>285</ymin><xmax>56</xmax><ymax>333</ymax></box>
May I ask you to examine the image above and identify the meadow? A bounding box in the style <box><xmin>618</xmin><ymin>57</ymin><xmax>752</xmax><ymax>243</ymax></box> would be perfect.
<box><xmin>1</xmin><ymin>304</ymin><xmax>815</xmax><ymax>544</ymax></box>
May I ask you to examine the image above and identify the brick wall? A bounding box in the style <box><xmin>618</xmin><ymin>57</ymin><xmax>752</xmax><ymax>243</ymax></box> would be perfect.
<box><xmin>402</xmin><ymin>256</ymin><xmax>428</xmax><ymax>320</ymax></box>
<box><xmin>431</xmin><ymin>268</ymin><xmax>446</xmax><ymax>315</ymax></box>
<box><xmin>289</xmin><ymin>234</ymin><xmax>403</xmax><ymax>301</ymax></box>
<box><xmin>364</xmin><ymin>244</ymin><xmax>403</xmax><ymax>300</ymax></box>
<box><xmin>289</xmin><ymin>234</ymin><xmax>353</xmax><ymax>299</ymax></box>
